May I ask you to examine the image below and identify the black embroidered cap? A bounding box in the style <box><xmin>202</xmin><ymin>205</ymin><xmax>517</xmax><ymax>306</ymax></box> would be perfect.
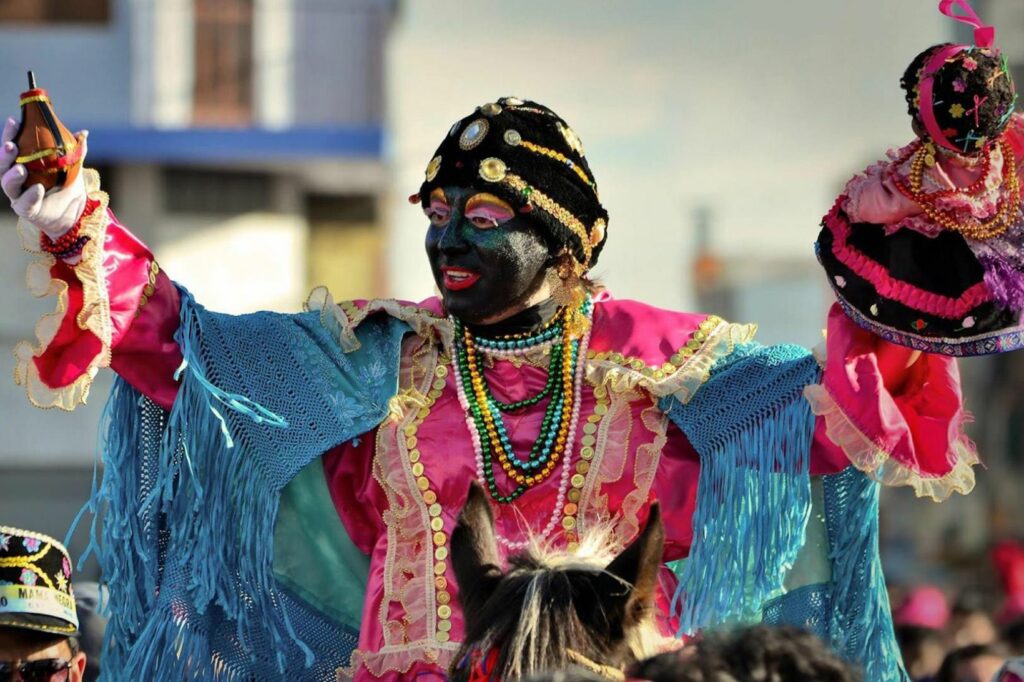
<box><xmin>417</xmin><ymin>97</ymin><xmax>609</xmax><ymax>270</ymax></box>
<box><xmin>0</xmin><ymin>526</ymin><xmax>79</xmax><ymax>636</ymax></box>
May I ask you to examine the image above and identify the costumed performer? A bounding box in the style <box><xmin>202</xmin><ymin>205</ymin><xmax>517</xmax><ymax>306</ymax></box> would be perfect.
<box><xmin>3</xmin><ymin>93</ymin><xmax>975</xmax><ymax>681</ymax></box>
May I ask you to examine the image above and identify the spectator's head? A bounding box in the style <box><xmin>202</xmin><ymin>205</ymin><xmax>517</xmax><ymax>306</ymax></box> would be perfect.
<box><xmin>949</xmin><ymin>592</ymin><xmax>999</xmax><ymax>649</ymax></box>
<box><xmin>894</xmin><ymin>586</ymin><xmax>951</xmax><ymax>631</ymax></box>
<box><xmin>627</xmin><ymin>625</ymin><xmax>860</xmax><ymax>682</ymax></box>
<box><xmin>896</xmin><ymin>625</ymin><xmax>946</xmax><ymax>681</ymax></box>
<box><xmin>936</xmin><ymin>643</ymin><xmax>1008</xmax><ymax>682</ymax></box>
<box><xmin>72</xmin><ymin>583</ymin><xmax>106</xmax><ymax>682</ymax></box>
<box><xmin>0</xmin><ymin>526</ymin><xmax>86</xmax><ymax>681</ymax></box>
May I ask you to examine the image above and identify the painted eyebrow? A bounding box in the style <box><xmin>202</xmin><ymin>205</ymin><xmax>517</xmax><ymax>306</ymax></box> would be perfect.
<box><xmin>465</xmin><ymin>193</ymin><xmax>514</xmax><ymax>216</ymax></box>
<box><xmin>429</xmin><ymin>188</ymin><xmax>449</xmax><ymax>207</ymax></box>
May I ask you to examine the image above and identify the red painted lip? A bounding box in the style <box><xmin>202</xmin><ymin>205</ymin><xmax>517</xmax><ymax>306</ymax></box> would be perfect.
<box><xmin>441</xmin><ymin>267</ymin><xmax>481</xmax><ymax>291</ymax></box>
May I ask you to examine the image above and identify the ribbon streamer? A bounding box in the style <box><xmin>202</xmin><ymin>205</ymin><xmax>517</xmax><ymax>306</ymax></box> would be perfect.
<box><xmin>938</xmin><ymin>0</ymin><xmax>995</xmax><ymax>48</ymax></box>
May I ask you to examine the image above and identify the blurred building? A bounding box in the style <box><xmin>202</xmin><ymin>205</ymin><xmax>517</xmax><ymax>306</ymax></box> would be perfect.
<box><xmin>690</xmin><ymin>206</ymin><xmax>830</xmax><ymax>350</ymax></box>
<box><xmin>0</xmin><ymin>0</ymin><xmax>395</xmax><ymax>577</ymax></box>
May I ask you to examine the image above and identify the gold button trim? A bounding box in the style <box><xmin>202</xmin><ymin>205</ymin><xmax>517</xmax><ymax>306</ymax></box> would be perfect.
<box><xmin>589</xmin><ymin>315</ymin><xmax>723</xmax><ymax>378</ymax></box>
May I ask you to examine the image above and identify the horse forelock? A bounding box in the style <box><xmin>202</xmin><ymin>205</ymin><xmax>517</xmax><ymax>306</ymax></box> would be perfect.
<box><xmin>460</xmin><ymin>525</ymin><xmax>665</xmax><ymax>680</ymax></box>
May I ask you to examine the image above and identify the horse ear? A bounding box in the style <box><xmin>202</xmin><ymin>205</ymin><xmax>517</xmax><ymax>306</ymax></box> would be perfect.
<box><xmin>451</xmin><ymin>481</ymin><xmax>503</xmax><ymax>619</ymax></box>
<box><xmin>604</xmin><ymin>502</ymin><xmax>665</xmax><ymax>623</ymax></box>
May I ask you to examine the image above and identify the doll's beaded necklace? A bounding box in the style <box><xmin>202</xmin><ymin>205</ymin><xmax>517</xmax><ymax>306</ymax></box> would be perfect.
<box><xmin>451</xmin><ymin>298</ymin><xmax>592</xmax><ymax>508</ymax></box>
<box><xmin>892</xmin><ymin>138</ymin><xmax>1020</xmax><ymax>240</ymax></box>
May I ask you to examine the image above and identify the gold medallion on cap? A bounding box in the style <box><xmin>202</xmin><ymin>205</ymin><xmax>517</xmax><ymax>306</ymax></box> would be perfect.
<box><xmin>479</xmin><ymin>157</ymin><xmax>507</xmax><ymax>183</ymax></box>
<box><xmin>425</xmin><ymin>155</ymin><xmax>442</xmax><ymax>182</ymax></box>
<box><xmin>504</xmin><ymin>129</ymin><xmax>522</xmax><ymax>146</ymax></box>
<box><xmin>459</xmin><ymin>118</ymin><xmax>489</xmax><ymax>151</ymax></box>
<box><xmin>478</xmin><ymin>102</ymin><xmax>502</xmax><ymax>116</ymax></box>
<box><xmin>557</xmin><ymin>121</ymin><xmax>585</xmax><ymax>156</ymax></box>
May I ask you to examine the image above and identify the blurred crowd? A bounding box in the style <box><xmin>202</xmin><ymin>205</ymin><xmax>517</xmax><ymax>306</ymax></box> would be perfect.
<box><xmin>891</xmin><ymin>541</ymin><xmax>1024</xmax><ymax>682</ymax></box>
<box><xmin>5</xmin><ymin>533</ymin><xmax>1024</xmax><ymax>681</ymax></box>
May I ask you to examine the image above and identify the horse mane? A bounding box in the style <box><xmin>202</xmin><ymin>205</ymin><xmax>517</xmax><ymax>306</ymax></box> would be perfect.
<box><xmin>451</xmin><ymin>484</ymin><xmax>669</xmax><ymax>681</ymax></box>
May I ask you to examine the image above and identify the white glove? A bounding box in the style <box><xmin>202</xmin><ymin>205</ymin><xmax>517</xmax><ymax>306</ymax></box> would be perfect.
<box><xmin>0</xmin><ymin>117</ymin><xmax>88</xmax><ymax>240</ymax></box>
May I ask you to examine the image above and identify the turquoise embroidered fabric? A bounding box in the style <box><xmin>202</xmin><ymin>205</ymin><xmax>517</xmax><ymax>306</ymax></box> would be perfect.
<box><xmin>86</xmin><ymin>288</ymin><xmax>406</xmax><ymax>680</ymax></box>
<box><xmin>662</xmin><ymin>342</ymin><xmax>818</xmax><ymax>632</ymax></box>
<box><xmin>661</xmin><ymin>341</ymin><xmax>907</xmax><ymax>681</ymax></box>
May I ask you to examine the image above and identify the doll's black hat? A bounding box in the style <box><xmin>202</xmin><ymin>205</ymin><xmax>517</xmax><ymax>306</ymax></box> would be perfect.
<box><xmin>417</xmin><ymin>97</ymin><xmax>609</xmax><ymax>270</ymax></box>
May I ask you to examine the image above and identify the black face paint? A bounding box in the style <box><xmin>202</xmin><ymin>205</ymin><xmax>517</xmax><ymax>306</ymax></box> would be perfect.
<box><xmin>425</xmin><ymin>186</ymin><xmax>553</xmax><ymax>325</ymax></box>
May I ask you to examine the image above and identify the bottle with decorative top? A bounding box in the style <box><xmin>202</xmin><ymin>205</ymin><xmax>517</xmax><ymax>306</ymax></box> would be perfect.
<box><xmin>15</xmin><ymin>71</ymin><xmax>84</xmax><ymax>192</ymax></box>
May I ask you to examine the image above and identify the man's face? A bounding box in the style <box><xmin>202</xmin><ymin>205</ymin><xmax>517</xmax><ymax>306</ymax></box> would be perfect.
<box><xmin>0</xmin><ymin>629</ymin><xmax>86</xmax><ymax>682</ymax></box>
<box><xmin>424</xmin><ymin>187</ymin><xmax>553</xmax><ymax>325</ymax></box>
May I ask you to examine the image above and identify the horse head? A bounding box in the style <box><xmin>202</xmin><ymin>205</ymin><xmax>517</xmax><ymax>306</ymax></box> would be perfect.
<box><xmin>449</xmin><ymin>481</ymin><xmax>666</xmax><ymax>681</ymax></box>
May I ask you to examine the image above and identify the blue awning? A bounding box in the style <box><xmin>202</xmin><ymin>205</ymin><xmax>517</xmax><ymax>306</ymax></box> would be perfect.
<box><xmin>81</xmin><ymin>125</ymin><xmax>384</xmax><ymax>163</ymax></box>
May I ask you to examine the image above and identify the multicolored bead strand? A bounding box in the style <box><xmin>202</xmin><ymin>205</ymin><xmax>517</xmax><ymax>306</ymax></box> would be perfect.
<box><xmin>451</xmin><ymin>299</ymin><xmax>592</xmax><ymax>551</ymax></box>
<box><xmin>892</xmin><ymin>138</ymin><xmax>1020</xmax><ymax>240</ymax></box>
<box><xmin>452</xmin><ymin>301</ymin><xmax>591</xmax><ymax>500</ymax></box>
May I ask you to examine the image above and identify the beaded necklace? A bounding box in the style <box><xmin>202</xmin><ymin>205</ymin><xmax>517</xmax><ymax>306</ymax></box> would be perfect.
<box><xmin>892</xmin><ymin>138</ymin><xmax>1020</xmax><ymax>240</ymax></box>
<box><xmin>452</xmin><ymin>299</ymin><xmax>592</xmax><ymax>508</ymax></box>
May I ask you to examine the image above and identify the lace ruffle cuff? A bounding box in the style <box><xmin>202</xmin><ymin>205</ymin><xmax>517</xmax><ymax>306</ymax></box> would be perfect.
<box><xmin>804</xmin><ymin>304</ymin><xmax>977</xmax><ymax>502</ymax></box>
<box><xmin>14</xmin><ymin>169</ymin><xmax>156</xmax><ymax>410</ymax></box>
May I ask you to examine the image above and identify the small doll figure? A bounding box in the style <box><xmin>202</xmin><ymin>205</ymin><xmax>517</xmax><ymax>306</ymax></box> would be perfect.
<box><xmin>818</xmin><ymin>0</ymin><xmax>1024</xmax><ymax>355</ymax></box>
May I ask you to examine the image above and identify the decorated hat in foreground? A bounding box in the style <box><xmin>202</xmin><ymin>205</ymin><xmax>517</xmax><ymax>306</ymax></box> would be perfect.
<box><xmin>416</xmin><ymin>97</ymin><xmax>609</xmax><ymax>272</ymax></box>
<box><xmin>0</xmin><ymin>526</ymin><xmax>79</xmax><ymax>636</ymax></box>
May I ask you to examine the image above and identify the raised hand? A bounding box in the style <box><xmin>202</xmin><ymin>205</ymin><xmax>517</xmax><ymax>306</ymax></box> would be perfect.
<box><xmin>1</xmin><ymin>117</ymin><xmax>88</xmax><ymax>239</ymax></box>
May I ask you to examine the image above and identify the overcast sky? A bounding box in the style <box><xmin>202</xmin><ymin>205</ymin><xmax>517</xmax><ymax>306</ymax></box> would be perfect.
<box><xmin>384</xmin><ymin>0</ymin><xmax>949</xmax><ymax>311</ymax></box>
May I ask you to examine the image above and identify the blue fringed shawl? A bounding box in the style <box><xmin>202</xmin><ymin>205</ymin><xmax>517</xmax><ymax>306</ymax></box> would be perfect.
<box><xmin>662</xmin><ymin>342</ymin><xmax>817</xmax><ymax>632</ymax></box>
<box><xmin>84</xmin><ymin>288</ymin><xmax>406</xmax><ymax>679</ymax></box>
<box><xmin>663</xmin><ymin>341</ymin><xmax>907</xmax><ymax>681</ymax></box>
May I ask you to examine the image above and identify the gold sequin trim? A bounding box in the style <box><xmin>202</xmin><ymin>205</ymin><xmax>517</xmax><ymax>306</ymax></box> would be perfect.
<box><xmin>587</xmin><ymin>315</ymin><xmax>722</xmax><ymax>376</ymax></box>
<box><xmin>562</xmin><ymin>391</ymin><xmax>608</xmax><ymax>551</ymax></box>
<box><xmin>519</xmin><ymin>140</ymin><xmax>596</xmax><ymax>193</ymax></box>
<box><xmin>502</xmin><ymin>173</ymin><xmax>593</xmax><ymax>265</ymax></box>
